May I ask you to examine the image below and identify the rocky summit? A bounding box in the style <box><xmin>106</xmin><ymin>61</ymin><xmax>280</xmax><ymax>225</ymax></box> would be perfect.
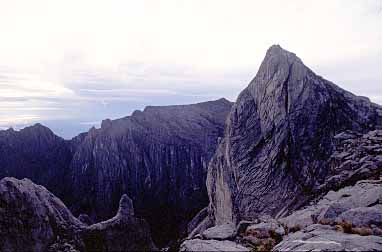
<box><xmin>205</xmin><ymin>45</ymin><xmax>382</xmax><ymax>227</ymax></box>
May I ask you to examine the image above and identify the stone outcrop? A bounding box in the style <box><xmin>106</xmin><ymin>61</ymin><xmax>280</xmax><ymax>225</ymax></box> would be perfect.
<box><xmin>0</xmin><ymin>177</ymin><xmax>156</xmax><ymax>252</ymax></box>
<box><xmin>0</xmin><ymin>177</ymin><xmax>83</xmax><ymax>251</ymax></box>
<box><xmin>206</xmin><ymin>45</ymin><xmax>382</xmax><ymax>226</ymax></box>
<box><xmin>80</xmin><ymin>194</ymin><xmax>156</xmax><ymax>251</ymax></box>
<box><xmin>183</xmin><ymin>179</ymin><xmax>382</xmax><ymax>251</ymax></box>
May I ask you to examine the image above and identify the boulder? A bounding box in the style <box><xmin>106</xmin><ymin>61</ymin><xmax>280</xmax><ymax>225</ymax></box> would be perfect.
<box><xmin>336</xmin><ymin>205</ymin><xmax>382</xmax><ymax>227</ymax></box>
<box><xmin>201</xmin><ymin>223</ymin><xmax>236</xmax><ymax>240</ymax></box>
<box><xmin>317</xmin><ymin>203</ymin><xmax>350</xmax><ymax>224</ymax></box>
<box><xmin>246</xmin><ymin>219</ymin><xmax>285</xmax><ymax>237</ymax></box>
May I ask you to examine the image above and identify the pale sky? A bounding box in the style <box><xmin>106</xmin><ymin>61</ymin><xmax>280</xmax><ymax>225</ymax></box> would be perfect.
<box><xmin>0</xmin><ymin>0</ymin><xmax>381</xmax><ymax>138</ymax></box>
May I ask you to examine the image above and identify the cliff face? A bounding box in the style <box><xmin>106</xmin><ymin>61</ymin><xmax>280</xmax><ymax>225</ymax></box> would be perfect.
<box><xmin>68</xmin><ymin>98</ymin><xmax>232</xmax><ymax>245</ymax></box>
<box><xmin>207</xmin><ymin>45</ymin><xmax>382</xmax><ymax>225</ymax></box>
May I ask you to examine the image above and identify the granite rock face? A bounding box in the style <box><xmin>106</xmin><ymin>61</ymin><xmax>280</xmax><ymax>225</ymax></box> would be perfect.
<box><xmin>0</xmin><ymin>177</ymin><xmax>83</xmax><ymax>251</ymax></box>
<box><xmin>206</xmin><ymin>45</ymin><xmax>382</xmax><ymax>226</ymax></box>
<box><xmin>0</xmin><ymin>177</ymin><xmax>156</xmax><ymax>252</ymax></box>
<box><xmin>68</xmin><ymin>98</ymin><xmax>232</xmax><ymax>245</ymax></box>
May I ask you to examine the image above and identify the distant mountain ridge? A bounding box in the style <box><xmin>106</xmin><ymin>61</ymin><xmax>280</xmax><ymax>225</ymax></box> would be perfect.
<box><xmin>0</xmin><ymin>123</ymin><xmax>72</xmax><ymax>200</ymax></box>
<box><xmin>0</xmin><ymin>98</ymin><xmax>232</xmax><ymax>246</ymax></box>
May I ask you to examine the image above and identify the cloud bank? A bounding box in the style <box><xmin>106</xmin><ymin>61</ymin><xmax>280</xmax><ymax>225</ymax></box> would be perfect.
<box><xmin>0</xmin><ymin>0</ymin><xmax>381</xmax><ymax>138</ymax></box>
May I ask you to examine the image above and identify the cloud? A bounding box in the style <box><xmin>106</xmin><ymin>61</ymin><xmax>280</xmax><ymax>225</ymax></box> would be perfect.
<box><xmin>0</xmin><ymin>0</ymin><xmax>381</xmax><ymax>137</ymax></box>
<box><xmin>0</xmin><ymin>115</ymin><xmax>42</xmax><ymax>125</ymax></box>
<box><xmin>79</xmin><ymin>121</ymin><xmax>101</xmax><ymax>126</ymax></box>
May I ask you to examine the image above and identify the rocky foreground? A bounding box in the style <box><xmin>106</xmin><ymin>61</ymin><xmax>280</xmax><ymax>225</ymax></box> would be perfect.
<box><xmin>182</xmin><ymin>177</ymin><xmax>382</xmax><ymax>251</ymax></box>
<box><xmin>182</xmin><ymin>129</ymin><xmax>382</xmax><ymax>251</ymax></box>
<box><xmin>181</xmin><ymin>127</ymin><xmax>382</xmax><ymax>251</ymax></box>
<box><xmin>0</xmin><ymin>177</ymin><xmax>156</xmax><ymax>251</ymax></box>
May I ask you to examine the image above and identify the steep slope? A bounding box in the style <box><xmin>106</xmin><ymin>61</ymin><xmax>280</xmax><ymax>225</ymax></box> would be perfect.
<box><xmin>206</xmin><ymin>45</ymin><xmax>382</xmax><ymax>226</ymax></box>
<box><xmin>67</xmin><ymin>98</ymin><xmax>232</xmax><ymax>245</ymax></box>
<box><xmin>0</xmin><ymin>124</ymin><xmax>72</xmax><ymax>200</ymax></box>
<box><xmin>0</xmin><ymin>177</ymin><xmax>83</xmax><ymax>251</ymax></box>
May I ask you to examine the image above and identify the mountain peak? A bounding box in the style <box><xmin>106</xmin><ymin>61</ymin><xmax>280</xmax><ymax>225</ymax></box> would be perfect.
<box><xmin>206</xmin><ymin>46</ymin><xmax>382</xmax><ymax>226</ymax></box>
<box><xmin>246</xmin><ymin>45</ymin><xmax>309</xmax><ymax>113</ymax></box>
<box><xmin>20</xmin><ymin>123</ymin><xmax>55</xmax><ymax>137</ymax></box>
<box><xmin>262</xmin><ymin>44</ymin><xmax>302</xmax><ymax>68</ymax></box>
